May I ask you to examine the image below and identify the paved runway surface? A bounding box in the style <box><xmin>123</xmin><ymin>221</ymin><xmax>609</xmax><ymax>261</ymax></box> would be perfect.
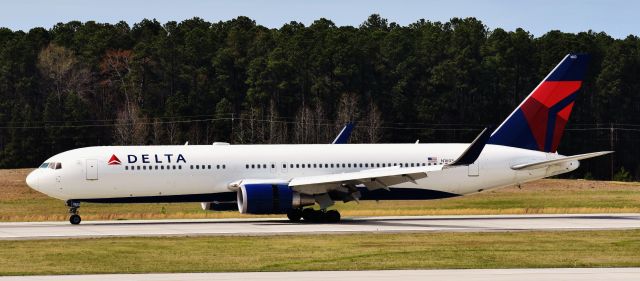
<box><xmin>2</xmin><ymin>268</ymin><xmax>640</xmax><ymax>281</ymax></box>
<box><xmin>0</xmin><ymin>213</ymin><xmax>639</xmax><ymax>240</ymax></box>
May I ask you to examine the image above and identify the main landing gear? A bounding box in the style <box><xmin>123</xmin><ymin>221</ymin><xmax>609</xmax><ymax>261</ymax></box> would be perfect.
<box><xmin>287</xmin><ymin>208</ymin><xmax>341</xmax><ymax>223</ymax></box>
<box><xmin>66</xmin><ymin>200</ymin><xmax>81</xmax><ymax>225</ymax></box>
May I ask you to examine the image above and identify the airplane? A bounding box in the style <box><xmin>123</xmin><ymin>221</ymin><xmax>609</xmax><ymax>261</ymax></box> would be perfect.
<box><xmin>26</xmin><ymin>53</ymin><xmax>612</xmax><ymax>225</ymax></box>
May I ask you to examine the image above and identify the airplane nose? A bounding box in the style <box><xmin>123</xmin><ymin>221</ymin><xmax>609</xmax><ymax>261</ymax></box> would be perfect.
<box><xmin>26</xmin><ymin>170</ymin><xmax>39</xmax><ymax>190</ymax></box>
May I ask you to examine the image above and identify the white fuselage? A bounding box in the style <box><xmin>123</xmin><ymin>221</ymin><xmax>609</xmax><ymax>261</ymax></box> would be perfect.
<box><xmin>26</xmin><ymin>143</ymin><xmax>578</xmax><ymax>202</ymax></box>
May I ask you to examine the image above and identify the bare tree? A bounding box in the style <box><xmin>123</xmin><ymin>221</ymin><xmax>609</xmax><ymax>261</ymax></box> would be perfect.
<box><xmin>364</xmin><ymin>100</ymin><xmax>383</xmax><ymax>143</ymax></box>
<box><xmin>293</xmin><ymin>105</ymin><xmax>313</xmax><ymax>144</ymax></box>
<box><xmin>113</xmin><ymin>103</ymin><xmax>148</xmax><ymax>145</ymax></box>
<box><xmin>100</xmin><ymin>49</ymin><xmax>135</xmax><ymax>110</ymax></box>
<box><xmin>335</xmin><ymin>92</ymin><xmax>361</xmax><ymax>142</ymax></box>
<box><xmin>37</xmin><ymin>44</ymin><xmax>92</xmax><ymax>101</ymax></box>
<box><xmin>165</xmin><ymin>122</ymin><xmax>178</xmax><ymax>145</ymax></box>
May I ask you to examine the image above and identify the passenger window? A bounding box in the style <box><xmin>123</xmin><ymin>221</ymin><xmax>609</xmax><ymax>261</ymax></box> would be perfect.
<box><xmin>208</xmin><ymin>165</ymin><xmax>211</xmax><ymax>169</ymax></box>
<box><xmin>251</xmin><ymin>164</ymin><xmax>255</xmax><ymax>169</ymax></box>
<box><xmin>302</xmin><ymin>164</ymin><xmax>306</xmax><ymax>168</ymax></box>
<box><xmin>272</xmin><ymin>164</ymin><xmax>275</xmax><ymax>169</ymax></box>
<box><xmin>217</xmin><ymin>165</ymin><xmax>221</xmax><ymax>169</ymax></box>
<box><xmin>365</xmin><ymin>163</ymin><xmax>369</xmax><ymax>168</ymax></box>
<box><xmin>179</xmin><ymin>165</ymin><xmax>182</xmax><ymax>169</ymax></box>
<box><xmin>263</xmin><ymin>164</ymin><xmax>267</xmax><ymax>169</ymax></box>
<box><xmin>313</xmin><ymin>164</ymin><xmax>317</xmax><ymax>168</ymax></box>
<box><xmin>173</xmin><ymin>165</ymin><xmax>177</xmax><ymax>169</ymax></box>
<box><xmin>222</xmin><ymin>165</ymin><xmax>225</xmax><ymax>169</ymax></box>
<box><xmin>191</xmin><ymin>165</ymin><xmax>194</xmax><ymax>169</ymax></box>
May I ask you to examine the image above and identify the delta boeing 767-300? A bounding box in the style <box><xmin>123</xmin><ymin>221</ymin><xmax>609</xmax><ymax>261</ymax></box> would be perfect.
<box><xmin>26</xmin><ymin>54</ymin><xmax>611</xmax><ymax>224</ymax></box>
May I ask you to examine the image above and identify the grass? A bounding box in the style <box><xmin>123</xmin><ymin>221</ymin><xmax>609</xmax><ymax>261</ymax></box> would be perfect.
<box><xmin>0</xmin><ymin>230</ymin><xmax>639</xmax><ymax>275</ymax></box>
<box><xmin>1</xmin><ymin>169</ymin><xmax>640</xmax><ymax>221</ymax></box>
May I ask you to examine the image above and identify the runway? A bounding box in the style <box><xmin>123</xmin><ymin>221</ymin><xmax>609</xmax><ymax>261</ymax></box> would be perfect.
<box><xmin>2</xmin><ymin>268</ymin><xmax>640</xmax><ymax>281</ymax></box>
<box><xmin>0</xmin><ymin>213</ymin><xmax>639</xmax><ymax>240</ymax></box>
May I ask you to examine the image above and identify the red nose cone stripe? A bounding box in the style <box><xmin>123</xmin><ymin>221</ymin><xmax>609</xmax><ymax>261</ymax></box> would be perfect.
<box><xmin>108</xmin><ymin>154</ymin><xmax>121</xmax><ymax>165</ymax></box>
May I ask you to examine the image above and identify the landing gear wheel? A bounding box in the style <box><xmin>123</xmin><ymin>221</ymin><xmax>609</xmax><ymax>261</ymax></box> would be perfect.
<box><xmin>69</xmin><ymin>214</ymin><xmax>81</xmax><ymax>225</ymax></box>
<box><xmin>301</xmin><ymin>208</ymin><xmax>341</xmax><ymax>223</ymax></box>
<box><xmin>325</xmin><ymin>210</ymin><xmax>341</xmax><ymax>223</ymax></box>
<box><xmin>287</xmin><ymin>209</ymin><xmax>303</xmax><ymax>222</ymax></box>
<box><xmin>66</xmin><ymin>200</ymin><xmax>81</xmax><ymax>225</ymax></box>
<box><xmin>301</xmin><ymin>208</ymin><xmax>317</xmax><ymax>222</ymax></box>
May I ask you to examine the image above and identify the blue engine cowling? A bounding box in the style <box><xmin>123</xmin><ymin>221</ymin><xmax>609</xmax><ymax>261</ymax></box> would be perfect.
<box><xmin>237</xmin><ymin>183</ymin><xmax>314</xmax><ymax>214</ymax></box>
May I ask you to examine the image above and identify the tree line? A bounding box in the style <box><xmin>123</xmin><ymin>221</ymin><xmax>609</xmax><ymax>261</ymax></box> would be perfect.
<box><xmin>0</xmin><ymin>15</ymin><xmax>638</xmax><ymax>180</ymax></box>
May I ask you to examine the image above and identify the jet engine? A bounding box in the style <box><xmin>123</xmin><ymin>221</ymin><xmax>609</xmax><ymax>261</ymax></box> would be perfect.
<box><xmin>237</xmin><ymin>183</ymin><xmax>315</xmax><ymax>214</ymax></box>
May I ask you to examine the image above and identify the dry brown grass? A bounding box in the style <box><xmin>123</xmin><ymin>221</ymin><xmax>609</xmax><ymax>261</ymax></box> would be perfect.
<box><xmin>1</xmin><ymin>169</ymin><xmax>639</xmax><ymax>222</ymax></box>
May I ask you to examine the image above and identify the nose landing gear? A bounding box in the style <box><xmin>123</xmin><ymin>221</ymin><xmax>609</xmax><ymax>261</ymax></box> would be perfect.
<box><xmin>66</xmin><ymin>200</ymin><xmax>81</xmax><ymax>225</ymax></box>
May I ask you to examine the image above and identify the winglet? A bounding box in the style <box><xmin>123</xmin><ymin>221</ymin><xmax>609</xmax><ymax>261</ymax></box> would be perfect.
<box><xmin>447</xmin><ymin>127</ymin><xmax>493</xmax><ymax>166</ymax></box>
<box><xmin>332</xmin><ymin>123</ymin><xmax>354</xmax><ymax>144</ymax></box>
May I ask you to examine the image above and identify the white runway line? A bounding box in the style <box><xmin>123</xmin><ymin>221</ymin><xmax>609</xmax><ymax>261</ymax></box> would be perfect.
<box><xmin>0</xmin><ymin>213</ymin><xmax>638</xmax><ymax>240</ymax></box>
<box><xmin>1</xmin><ymin>268</ymin><xmax>640</xmax><ymax>281</ymax></box>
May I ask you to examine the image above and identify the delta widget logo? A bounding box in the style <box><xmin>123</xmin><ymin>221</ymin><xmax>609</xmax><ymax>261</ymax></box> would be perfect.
<box><xmin>108</xmin><ymin>154</ymin><xmax>121</xmax><ymax>165</ymax></box>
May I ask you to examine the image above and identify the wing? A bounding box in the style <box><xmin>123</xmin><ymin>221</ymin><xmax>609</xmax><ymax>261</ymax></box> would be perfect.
<box><xmin>290</xmin><ymin>128</ymin><xmax>493</xmax><ymax>195</ymax></box>
<box><xmin>511</xmin><ymin>151</ymin><xmax>613</xmax><ymax>170</ymax></box>
<box><xmin>288</xmin><ymin>165</ymin><xmax>441</xmax><ymax>195</ymax></box>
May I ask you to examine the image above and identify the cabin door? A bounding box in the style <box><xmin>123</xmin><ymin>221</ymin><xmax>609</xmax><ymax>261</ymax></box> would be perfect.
<box><xmin>468</xmin><ymin>162</ymin><xmax>479</xmax><ymax>177</ymax></box>
<box><xmin>86</xmin><ymin>159</ymin><xmax>98</xmax><ymax>180</ymax></box>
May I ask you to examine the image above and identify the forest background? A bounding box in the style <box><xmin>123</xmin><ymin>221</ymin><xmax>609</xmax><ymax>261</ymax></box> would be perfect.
<box><xmin>0</xmin><ymin>15</ymin><xmax>638</xmax><ymax>180</ymax></box>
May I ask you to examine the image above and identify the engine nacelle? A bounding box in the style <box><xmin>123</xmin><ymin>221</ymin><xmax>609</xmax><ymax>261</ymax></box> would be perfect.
<box><xmin>237</xmin><ymin>183</ymin><xmax>315</xmax><ymax>214</ymax></box>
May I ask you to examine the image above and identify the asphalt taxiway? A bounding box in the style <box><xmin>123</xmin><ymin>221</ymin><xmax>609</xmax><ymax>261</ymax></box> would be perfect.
<box><xmin>0</xmin><ymin>213</ymin><xmax>638</xmax><ymax>240</ymax></box>
<box><xmin>2</xmin><ymin>268</ymin><xmax>640</xmax><ymax>281</ymax></box>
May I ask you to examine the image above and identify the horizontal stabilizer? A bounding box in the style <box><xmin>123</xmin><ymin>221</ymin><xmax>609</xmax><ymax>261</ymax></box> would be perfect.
<box><xmin>447</xmin><ymin>127</ymin><xmax>492</xmax><ymax>167</ymax></box>
<box><xmin>511</xmin><ymin>151</ymin><xmax>613</xmax><ymax>170</ymax></box>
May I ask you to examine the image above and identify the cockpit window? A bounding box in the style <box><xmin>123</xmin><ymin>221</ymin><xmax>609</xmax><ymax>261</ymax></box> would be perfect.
<box><xmin>42</xmin><ymin>162</ymin><xmax>62</xmax><ymax>169</ymax></box>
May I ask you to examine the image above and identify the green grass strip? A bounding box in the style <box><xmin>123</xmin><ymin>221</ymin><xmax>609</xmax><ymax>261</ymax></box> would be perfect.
<box><xmin>1</xmin><ymin>230</ymin><xmax>639</xmax><ymax>275</ymax></box>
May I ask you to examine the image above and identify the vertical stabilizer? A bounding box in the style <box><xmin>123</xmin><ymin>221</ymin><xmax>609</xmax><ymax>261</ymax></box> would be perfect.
<box><xmin>488</xmin><ymin>54</ymin><xmax>590</xmax><ymax>152</ymax></box>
